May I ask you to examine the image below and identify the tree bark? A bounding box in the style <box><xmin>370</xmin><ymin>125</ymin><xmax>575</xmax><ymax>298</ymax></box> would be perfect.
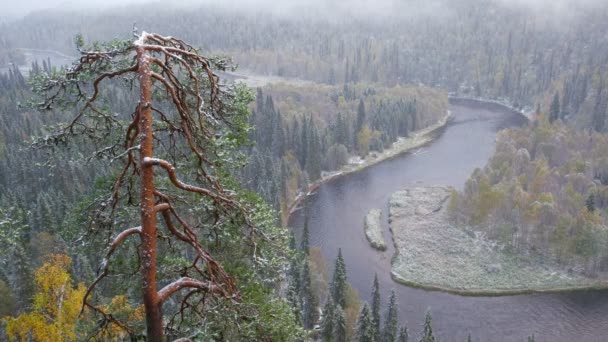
<box><xmin>137</xmin><ymin>44</ymin><xmax>164</xmax><ymax>342</ymax></box>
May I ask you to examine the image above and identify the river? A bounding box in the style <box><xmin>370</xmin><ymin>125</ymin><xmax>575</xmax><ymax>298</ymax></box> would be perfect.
<box><xmin>288</xmin><ymin>101</ymin><xmax>608</xmax><ymax>342</ymax></box>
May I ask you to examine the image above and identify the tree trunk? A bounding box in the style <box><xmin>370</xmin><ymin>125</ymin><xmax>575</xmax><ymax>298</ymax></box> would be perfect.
<box><xmin>137</xmin><ymin>45</ymin><xmax>164</xmax><ymax>342</ymax></box>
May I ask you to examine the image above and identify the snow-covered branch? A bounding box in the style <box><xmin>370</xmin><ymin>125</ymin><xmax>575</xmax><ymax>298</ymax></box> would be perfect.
<box><xmin>157</xmin><ymin>277</ymin><xmax>222</xmax><ymax>303</ymax></box>
<box><xmin>142</xmin><ymin>157</ymin><xmax>232</xmax><ymax>204</ymax></box>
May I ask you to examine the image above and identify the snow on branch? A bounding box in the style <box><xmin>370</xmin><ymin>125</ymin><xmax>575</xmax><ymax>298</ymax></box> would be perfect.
<box><xmin>157</xmin><ymin>277</ymin><xmax>223</xmax><ymax>304</ymax></box>
<box><xmin>142</xmin><ymin>157</ymin><xmax>233</xmax><ymax>205</ymax></box>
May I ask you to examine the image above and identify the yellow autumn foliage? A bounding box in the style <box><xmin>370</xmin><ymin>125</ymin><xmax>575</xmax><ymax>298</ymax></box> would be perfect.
<box><xmin>3</xmin><ymin>254</ymin><xmax>143</xmax><ymax>341</ymax></box>
<box><xmin>5</xmin><ymin>254</ymin><xmax>85</xmax><ymax>342</ymax></box>
<box><xmin>96</xmin><ymin>295</ymin><xmax>145</xmax><ymax>339</ymax></box>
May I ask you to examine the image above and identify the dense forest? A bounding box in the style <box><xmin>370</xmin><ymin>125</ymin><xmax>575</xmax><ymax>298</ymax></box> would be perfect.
<box><xmin>1</xmin><ymin>0</ymin><xmax>608</xmax><ymax>340</ymax></box>
<box><xmin>242</xmin><ymin>83</ymin><xmax>446</xmax><ymax>217</ymax></box>
<box><xmin>2</xmin><ymin>0</ymin><xmax>608</xmax><ymax>131</ymax></box>
<box><xmin>0</xmin><ymin>23</ymin><xmax>449</xmax><ymax>342</ymax></box>
<box><xmin>450</xmin><ymin>115</ymin><xmax>608</xmax><ymax>275</ymax></box>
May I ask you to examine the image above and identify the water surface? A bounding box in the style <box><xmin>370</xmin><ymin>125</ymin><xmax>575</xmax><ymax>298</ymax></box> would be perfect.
<box><xmin>289</xmin><ymin>102</ymin><xmax>608</xmax><ymax>342</ymax></box>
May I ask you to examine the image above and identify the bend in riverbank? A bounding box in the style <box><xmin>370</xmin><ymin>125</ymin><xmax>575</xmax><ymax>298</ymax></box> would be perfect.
<box><xmin>388</xmin><ymin>186</ymin><xmax>608</xmax><ymax>296</ymax></box>
<box><xmin>282</xmin><ymin>109</ymin><xmax>451</xmax><ymax>225</ymax></box>
<box><xmin>448</xmin><ymin>96</ymin><xmax>534</xmax><ymax>122</ymax></box>
<box><xmin>390</xmin><ymin>272</ymin><xmax>608</xmax><ymax>297</ymax></box>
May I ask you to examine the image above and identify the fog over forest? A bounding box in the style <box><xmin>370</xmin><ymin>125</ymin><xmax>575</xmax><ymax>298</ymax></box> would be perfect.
<box><xmin>3</xmin><ymin>0</ymin><xmax>608</xmax><ymax>341</ymax></box>
<box><xmin>4</xmin><ymin>0</ymin><xmax>607</xmax><ymax>19</ymax></box>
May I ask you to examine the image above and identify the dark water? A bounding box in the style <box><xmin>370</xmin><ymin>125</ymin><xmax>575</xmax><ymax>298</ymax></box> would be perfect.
<box><xmin>289</xmin><ymin>102</ymin><xmax>608</xmax><ymax>342</ymax></box>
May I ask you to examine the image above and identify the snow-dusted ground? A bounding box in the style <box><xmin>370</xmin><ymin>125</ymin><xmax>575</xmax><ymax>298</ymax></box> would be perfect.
<box><xmin>389</xmin><ymin>186</ymin><xmax>606</xmax><ymax>295</ymax></box>
<box><xmin>364</xmin><ymin>208</ymin><xmax>386</xmax><ymax>250</ymax></box>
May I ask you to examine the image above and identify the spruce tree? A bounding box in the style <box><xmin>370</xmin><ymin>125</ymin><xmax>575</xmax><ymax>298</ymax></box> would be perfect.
<box><xmin>331</xmin><ymin>248</ymin><xmax>348</xmax><ymax>307</ymax></box>
<box><xmin>357</xmin><ymin>304</ymin><xmax>376</xmax><ymax>342</ymax></box>
<box><xmin>420</xmin><ymin>311</ymin><xmax>436</xmax><ymax>342</ymax></box>
<box><xmin>301</xmin><ymin>215</ymin><xmax>310</xmax><ymax>255</ymax></box>
<box><xmin>307</xmin><ymin>126</ymin><xmax>322</xmax><ymax>181</ymax></box>
<box><xmin>287</xmin><ymin>234</ymin><xmax>302</xmax><ymax>323</ymax></box>
<box><xmin>383</xmin><ymin>290</ymin><xmax>399</xmax><ymax>342</ymax></box>
<box><xmin>398</xmin><ymin>326</ymin><xmax>409</xmax><ymax>342</ymax></box>
<box><xmin>549</xmin><ymin>92</ymin><xmax>561</xmax><ymax>123</ymax></box>
<box><xmin>334</xmin><ymin>305</ymin><xmax>348</xmax><ymax>342</ymax></box>
<box><xmin>300</xmin><ymin>258</ymin><xmax>316</xmax><ymax>329</ymax></box>
<box><xmin>356</xmin><ymin>99</ymin><xmax>367</xmax><ymax>142</ymax></box>
<box><xmin>371</xmin><ymin>274</ymin><xmax>381</xmax><ymax>341</ymax></box>
<box><xmin>586</xmin><ymin>193</ymin><xmax>596</xmax><ymax>212</ymax></box>
<box><xmin>321</xmin><ymin>296</ymin><xmax>336</xmax><ymax>341</ymax></box>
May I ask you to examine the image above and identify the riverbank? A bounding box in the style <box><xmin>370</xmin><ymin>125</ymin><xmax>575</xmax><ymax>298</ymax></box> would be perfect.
<box><xmin>388</xmin><ymin>186</ymin><xmax>608</xmax><ymax>296</ymax></box>
<box><xmin>283</xmin><ymin>109</ymin><xmax>451</xmax><ymax>224</ymax></box>
<box><xmin>448</xmin><ymin>95</ymin><xmax>535</xmax><ymax>122</ymax></box>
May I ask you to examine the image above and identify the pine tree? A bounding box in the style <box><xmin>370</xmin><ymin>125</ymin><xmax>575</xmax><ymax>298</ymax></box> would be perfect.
<box><xmin>466</xmin><ymin>333</ymin><xmax>472</xmax><ymax>342</ymax></box>
<box><xmin>420</xmin><ymin>311</ymin><xmax>436</xmax><ymax>342</ymax></box>
<box><xmin>383</xmin><ymin>290</ymin><xmax>399</xmax><ymax>342</ymax></box>
<box><xmin>334</xmin><ymin>305</ymin><xmax>348</xmax><ymax>342</ymax></box>
<box><xmin>398</xmin><ymin>326</ymin><xmax>409</xmax><ymax>342</ymax></box>
<box><xmin>321</xmin><ymin>296</ymin><xmax>336</xmax><ymax>341</ymax></box>
<box><xmin>549</xmin><ymin>92</ymin><xmax>560</xmax><ymax>123</ymax></box>
<box><xmin>357</xmin><ymin>304</ymin><xmax>376</xmax><ymax>342</ymax></box>
<box><xmin>371</xmin><ymin>274</ymin><xmax>381</xmax><ymax>341</ymax></box>
<box><xmin>331</xmin><ymin>248</ymin><xmax>348</xmax><ymax>307</ymax></box>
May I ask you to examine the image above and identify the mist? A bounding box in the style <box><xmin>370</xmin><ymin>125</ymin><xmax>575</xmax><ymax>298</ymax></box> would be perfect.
<box><xmin>4</xmin><ymin>0</ymin><xmax>606</xmax><ymax>21</ymax></box>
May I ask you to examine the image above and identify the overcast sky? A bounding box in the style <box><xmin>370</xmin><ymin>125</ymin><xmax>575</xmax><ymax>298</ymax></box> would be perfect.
<box><xmin>2</xmin><ymin>0</ymin><xmax>604</xmax><ymax>19</ymax></box>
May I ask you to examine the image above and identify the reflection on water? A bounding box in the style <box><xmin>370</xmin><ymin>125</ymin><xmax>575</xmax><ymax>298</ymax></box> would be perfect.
<box><xmin>289</xmin><ymin>103</ymin><xmax>608</xmax><ymax>342</ymax></box>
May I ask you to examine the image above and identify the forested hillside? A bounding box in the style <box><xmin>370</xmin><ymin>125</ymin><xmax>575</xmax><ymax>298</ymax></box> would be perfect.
<box><xmin>1</xmin><ymin>0</ymin><xmax>608</xmax><ymax>340</ymax></box>
<box><xmin>242</xmin><ymin>83</ymin><xmax>446</xmax><ymax>215</ymax></box>
<box><xmin>2</xmin><ymin>0</ymin><xmax>608</xmax><ymax>132</ymax></box>
<box><xmin>0</xmin><ymin>35</ymin><xmax>447</xmax><ymax>340</ymax></box>
<box><xmin>450</xmin><ymin>116</ymin><xmax>608</xmax><ymax>275</ymax></box>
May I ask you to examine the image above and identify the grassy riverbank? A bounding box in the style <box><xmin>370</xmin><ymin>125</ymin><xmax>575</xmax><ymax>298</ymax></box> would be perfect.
<box><xmin>389</xmin><ymin>187</ymin><xmax>608</xmax><ymax>296</ymax></box>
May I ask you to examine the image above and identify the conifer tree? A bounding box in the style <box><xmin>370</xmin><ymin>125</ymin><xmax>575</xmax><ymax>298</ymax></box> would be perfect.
<box><xmin>527</xmin><ymin>335</ymin><xmax>535</xmax><ymax>342</ymax></box>
<box><xmin>586</xmin><ymin>193</ymin><xmax>596</xmax><ymax>212</ymax></box>
<box><xmin>420</xmin><ymin>311</ymin><xmax>436</xmax><ymax>342</ymax></box>
<box><xmin>371</xmin><ymin>274</ymin><xmax>381</xmax><ymax>341</ymax></box>
<box><xmin>300</xmin><ymin>257</ymin><xmax>316</xmax><ymax>329</ymax></box>
<box><xmin>287</xmin><ymin>234</ymin><xmax>302</xmax><ymax>324</ymax></box>
<box><xmin>549</xmin><ymin>92</ymin><xmax>561</xmax><ymax>123</ymax></box>
<box><xmin>398</xmin><ymin>326</ymin><xmax>409</xmax><ymax>342</ymax></box>
<box><xmin>334</xmin><ymin>305</ymin><xmax>348</xmax><ymax>342</ymax></box>
<box><xmin>321</xmin><ymin>295</ymin><xmax>336</xmax><ymax>341</ymax></box>
<box><xmin>29</xmin><ymin>32</ymin><xmax>296</xmax><ymax>340</ymax></box>
<box><xmin>330</xmin><ymin>248</ymin><xmax>348</xmax><ymax>308</ymax></box>
<box><xmin>357</xmin><ymin>304</ymin><xmax>376</xmax><ymax>342</ymax></box>
<box><xmin>466</xmin><ymin>333</ymin><xmax>472</xmax><ymax>342</ymax></box>
<box><xmin>383</xmin><ymin>290</ymin><xmax>399</xmax><ymax>342</ymax></box>
<box><xmin>356</xmin><ymin>99</ymin><xmax>367</xmax><ymax>142</ymax></box>
<box><xmin>301</xmin><ymin>215</ymin><xmax>310</xmax><ymax>255</ymax></box>
<box><xmin>306</xmin><ymin>125</ymin><xmax>322</xmax><ymax>181</ymax></box>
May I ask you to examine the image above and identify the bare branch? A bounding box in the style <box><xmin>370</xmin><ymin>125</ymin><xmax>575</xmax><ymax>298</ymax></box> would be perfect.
<box><xmin>81</xmin><ymin>226</ymin><xmax>142</xmax><ymax>315</ymax></box>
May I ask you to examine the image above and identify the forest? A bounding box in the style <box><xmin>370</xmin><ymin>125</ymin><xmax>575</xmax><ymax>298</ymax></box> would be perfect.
<box><xmin>1</xmin><ymin>0</ymin><xmax>607</xmax><ymax>341</ymax></box>
<box><xmin>450</xmin><ymin>114</ymin><xmax>608</xmax><ymax>275</ymax></box>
